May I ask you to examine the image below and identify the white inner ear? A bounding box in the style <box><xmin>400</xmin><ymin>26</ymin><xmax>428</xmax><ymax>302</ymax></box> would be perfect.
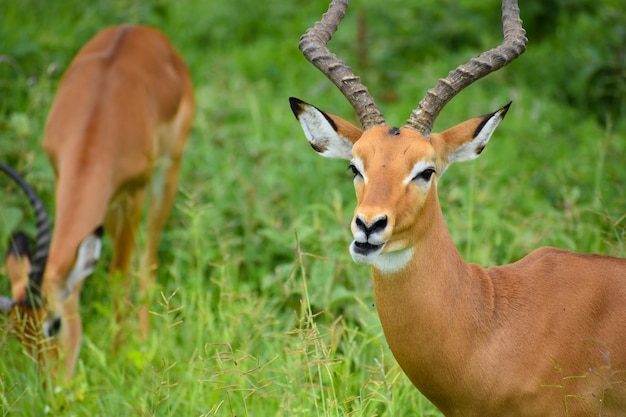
<box><xmin>65</xmin><ymin>233</ymin><xmax>102</xmax><ymax>296</ymax></box>
<box><xmin>297</xmin><ymin>105</ymin><xmax>353</xmax><ymax>160</ymax></box>
<box><xmin>448</xmin><ymin>112</ymin><xmax>504</xmax><ymax>164</ymax></box>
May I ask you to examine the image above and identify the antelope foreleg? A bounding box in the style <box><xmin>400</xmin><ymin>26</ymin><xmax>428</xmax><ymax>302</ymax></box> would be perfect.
<box><xmin>138</xmin><ymin>154</ymin><xmax>184</xmax><ymax>339</ymax></box>
<box><xmin>104</xmin><ymin>189</ymin><xmax>144</xmax><ymax>349</ymax></box>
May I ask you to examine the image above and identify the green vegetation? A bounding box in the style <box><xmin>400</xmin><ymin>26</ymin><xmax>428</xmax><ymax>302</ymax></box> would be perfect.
<box><xmin>0</xmin><ymin>0</ymin><xmax>624</xmax><ymax>415</ymax></box>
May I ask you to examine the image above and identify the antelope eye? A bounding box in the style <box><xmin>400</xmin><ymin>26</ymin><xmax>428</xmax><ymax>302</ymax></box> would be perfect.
<box><xmin>347</xmin><ymin>164</ymin><xmax>361</xmax><ymax>179</ymax></box>
<box><xmin>413</xmin><ymin>168</ymin><xmax>436</xmax><ymax>182</ymax></box>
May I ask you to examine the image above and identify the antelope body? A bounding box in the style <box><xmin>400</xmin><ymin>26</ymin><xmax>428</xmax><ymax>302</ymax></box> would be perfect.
<box><xmin>290</xmin><ymin>1</ymin><xmax>626</xmax><ymax>415</ymax></box>
<box><xmin>1</xmin><ymin>24</ymin><xmax>194</xmax><ymax>380</ymax></box>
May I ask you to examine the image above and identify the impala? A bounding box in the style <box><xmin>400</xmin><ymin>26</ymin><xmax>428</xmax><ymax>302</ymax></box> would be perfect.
<box><xmin>290</xmin><ymin>0</ymin><xmax>626</xmax><ymax>415</ymax></box>
<box><xmin>0</xmin><ymin>24</ymin><xmax>194</xmax><ymax>380</ymax></box>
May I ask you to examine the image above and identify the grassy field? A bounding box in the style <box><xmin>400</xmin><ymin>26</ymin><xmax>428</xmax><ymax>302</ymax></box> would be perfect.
<box><xmin>0</xmin><ymin>0</ymin><xmax>624</xmax><ymax>416</ymax></box>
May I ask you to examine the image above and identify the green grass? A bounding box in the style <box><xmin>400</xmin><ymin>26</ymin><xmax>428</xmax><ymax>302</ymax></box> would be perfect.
<box><xmin>0</xmin><ymin>0</ymin><xmax>624</xmax><ymax>416</ymax></box>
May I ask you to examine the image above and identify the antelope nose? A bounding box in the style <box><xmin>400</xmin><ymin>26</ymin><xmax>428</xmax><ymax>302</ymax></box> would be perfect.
<box><xmin>355</xmin><ymin>215</ymin><xmax>388</xmax><ymax>236</ymax></box>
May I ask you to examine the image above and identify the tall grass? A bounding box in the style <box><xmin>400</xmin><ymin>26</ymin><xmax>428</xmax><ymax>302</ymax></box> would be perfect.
<box><xmin>1</xmin><ymin>0</ymin><xmax>624</xmax><ymax>416</ymax></box>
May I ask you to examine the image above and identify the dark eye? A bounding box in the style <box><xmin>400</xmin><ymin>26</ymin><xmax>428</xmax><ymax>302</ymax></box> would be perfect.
<box><xmin>347</xmin><ymin>164</ymin><xmax>361</xmax><ymax>179</ymax></box>
<box><xmin>413</xmin><ymin>168</ymin><xmax>436</xmax><ymax>182</ymax></box>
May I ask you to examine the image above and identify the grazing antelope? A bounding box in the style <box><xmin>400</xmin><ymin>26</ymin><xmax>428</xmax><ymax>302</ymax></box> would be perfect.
<box><xmin>0</xmin><ymin>24</ymin><xmax>194</xmax><ymax>381</ymax></box>
<box><xmin>1</xmin><ymin>162</ymin><xmax>52</xmax><ymax>357</ymax></box>
<box><xmin>290</xmin><ymin>0</ymin><xmax>626</xmax><ymax>415</ymax></box>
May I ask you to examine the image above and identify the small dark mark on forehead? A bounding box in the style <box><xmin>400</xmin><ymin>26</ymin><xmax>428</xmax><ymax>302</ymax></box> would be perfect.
<box><xmin>389</xmin><ymin>127</ymin><xmax>401</xmax><ymax>136</ymax></box>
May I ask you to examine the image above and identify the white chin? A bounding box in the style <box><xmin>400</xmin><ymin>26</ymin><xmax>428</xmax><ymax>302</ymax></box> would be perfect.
<box><xmin>350</xmin><ymin>242</ymin><xmax>414</xmax><ymax>274</ymax></box>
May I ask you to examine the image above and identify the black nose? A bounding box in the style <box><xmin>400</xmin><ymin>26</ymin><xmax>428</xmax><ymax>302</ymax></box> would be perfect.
<box><xmin>355</xmin><ymin>215</ymin><xmax>388</xmax><ymax>235</ymax></box>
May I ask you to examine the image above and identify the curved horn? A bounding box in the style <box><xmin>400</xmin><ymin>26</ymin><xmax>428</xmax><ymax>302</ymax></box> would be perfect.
<box><xmin>0</xmin><ymin>162</ymin><xmax>51</xmax><ymax>306</ymax></box>
<box><xmin>405</xmin><ymin>0</ymin><xmax>527</xmax><ymax>136</ymax></box>
<box><xmin>299</xmin><ymin>0</ymin><xmax>386</xmax><ymax>130</ymax></box>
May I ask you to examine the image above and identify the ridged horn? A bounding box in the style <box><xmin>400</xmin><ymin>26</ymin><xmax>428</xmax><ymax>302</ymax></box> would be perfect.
<box><xmin>0</xmin><ymin>162</ymin><xmax>51</xmax><ymax>308</ymax></box>
<box><xmin>298</xmin><ymin>0</ymin><xmax>386</xmax><ymax>130</ymax></box>
<box><xmin>404</xmin><ymin>0</ymin><xmax>527</xmax><ymax>136</ymax></box>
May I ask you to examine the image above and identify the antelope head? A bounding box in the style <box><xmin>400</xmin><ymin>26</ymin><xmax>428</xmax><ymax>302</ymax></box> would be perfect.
<box><xmin>0</xmin><ymin>163</ymin><xmax>101</xmax><ymax>339</ymax></box>
<box><xmin>290</xmin><ymin>0</ymin><xmax>526</xmax><ymax>273</ymax></box>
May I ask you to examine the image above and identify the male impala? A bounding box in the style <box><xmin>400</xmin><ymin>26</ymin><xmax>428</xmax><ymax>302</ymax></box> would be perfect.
<box><xmin>290</xmin><ymin>0</ymin><xmax>626</xmax><ymax>415</ymax></box>
<box><xmin>0</xmin><ymin>24</ymin><xmax>194</xmax><ymax>380</ymax></box>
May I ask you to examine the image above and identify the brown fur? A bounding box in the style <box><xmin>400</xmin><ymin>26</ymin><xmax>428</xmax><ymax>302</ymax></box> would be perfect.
<box><xmin>296</xmin><ymin>103</ymin><xmax>626</xmax><ymax>416</ymax></box>
<box><xmin>8</xmin><ymin>25</ymin><xmax>194</xmax><ymax>381</ymax></box>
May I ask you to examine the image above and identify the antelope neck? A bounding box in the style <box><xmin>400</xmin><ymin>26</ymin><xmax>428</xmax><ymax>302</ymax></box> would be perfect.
<box><xmin>369</xmin><ymin>196</ymin><xmax>489</xmax><ymax>398</ymax></box>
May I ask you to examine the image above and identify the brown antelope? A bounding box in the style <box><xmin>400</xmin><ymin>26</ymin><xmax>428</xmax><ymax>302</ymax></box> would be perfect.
<box><xmin>0</xmin><ymin>24</ymin><xmax>194</xmax><ymax>381</ymax></box>
<box><xmin>290</xmin><ymin>0</ymin><xmax>626</xmax><ymax>415</ymax></box>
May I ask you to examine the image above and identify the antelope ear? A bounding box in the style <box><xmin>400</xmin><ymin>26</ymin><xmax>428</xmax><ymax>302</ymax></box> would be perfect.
<box><xmin>65</xmin><ymin>226</ymin><xmax>103</xmax><ymax>296</ymax></box>
<box><xmin>289</xmin><ymin>97</ymin><xmax>361</xmax><ymax>160</ymax></box>
<box><xmin>435</xmin><ymin>102</ymin><xmax>511</xmax><ymax>165</ymax></box>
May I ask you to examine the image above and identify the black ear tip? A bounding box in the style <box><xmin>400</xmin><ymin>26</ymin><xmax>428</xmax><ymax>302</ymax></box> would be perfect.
<box><xmin>289</xmin><ymin>97</ymin><xmax>305</xmax><ymax>118</ymax></box>
<box><xmin>501</xmin><ymin>101</ymin><xmax>513</xmax><ymax>117</ymax></box>
<box><xmin>94</xmin><ymin>225</ymin><xmax>105</xmax><ymax>238</ymax></box>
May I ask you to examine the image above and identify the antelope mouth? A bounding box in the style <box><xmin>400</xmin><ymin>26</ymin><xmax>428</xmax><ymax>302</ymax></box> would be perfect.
<box><xmin>350</xmin><ymin>240</ymin><xmax>385</xmax><ymax>264</ymax></box>
<box><xmin>353</xmin><ymin>241</ymin><xmax>383</xmax><ymax>254</ymax></box>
